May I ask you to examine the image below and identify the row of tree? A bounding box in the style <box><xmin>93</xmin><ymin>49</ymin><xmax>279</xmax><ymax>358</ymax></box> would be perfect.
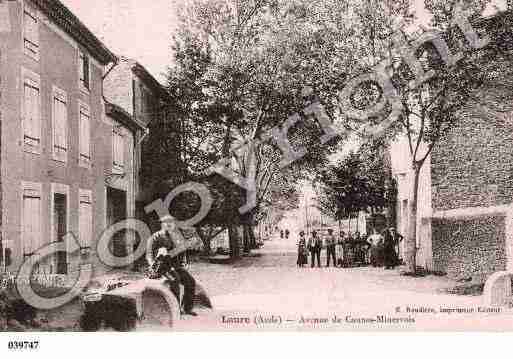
<box><xmin>143</xmin><ymin>0</ymin><xmax>513</xmax><ymax>272</ymax></box>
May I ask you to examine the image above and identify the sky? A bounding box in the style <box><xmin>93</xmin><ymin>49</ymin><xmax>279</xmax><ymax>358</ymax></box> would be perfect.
<box><xmin>60</xmin><ymin>0</ymin><xmax>506</xmax><ymax>84</ymax></box>
<box><xmin>58</xmin><ymin>0</ymin><xmax>433</xmax><ymax>84</ymax></box>
<box><xmin>61</xmin><ymin>0</ymin><xmax>178</xmax><ymax>82</ymax></box>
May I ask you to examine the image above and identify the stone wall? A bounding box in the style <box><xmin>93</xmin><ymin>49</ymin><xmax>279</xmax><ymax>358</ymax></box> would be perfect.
<box><xmin>103</xmin><ymin>59</ymin><xmax>134</xmax><ymax>116</ymax></box>
<box><xmin>431</xmin><ymin>111</ymin><xmax>513</xmax><ymax>211</ymax></box>
<box><xmin>431</xmin><ymin>215</ymin><xmax>506</xmax><ymax>281</ymax></box>
<box><xmin>429</xmin><ymin>96</ymin><xmax>513</xmax><ymax>280</ymax></box>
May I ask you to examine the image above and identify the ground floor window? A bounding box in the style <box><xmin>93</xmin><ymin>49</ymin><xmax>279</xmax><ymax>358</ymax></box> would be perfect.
<box><xmin>21</xmin><ymin>182</ymin><xmax>42</xmax><ymax>257</ymax></box>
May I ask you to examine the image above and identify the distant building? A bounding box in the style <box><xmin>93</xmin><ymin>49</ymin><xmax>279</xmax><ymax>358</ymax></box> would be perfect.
<box><xmin>103</xmin><ymin>57</ymin><xmax>172</xmax><ymax>218</ymax></box>
<box><xmin>103</xmin><ymin>103</ymin><xmax>145</xmax><ymax>267</ymax></box>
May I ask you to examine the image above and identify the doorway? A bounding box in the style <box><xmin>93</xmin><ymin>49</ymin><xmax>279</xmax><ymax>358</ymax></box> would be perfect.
<box><xmin>106</xmin><ymin>187</ymin><xmax>127</xmax><ymax>258</ymax></box>
<box><xmin>54</xmin><ymin>193</ymin><xmax>68</xmax><ymax>274</ymax></box>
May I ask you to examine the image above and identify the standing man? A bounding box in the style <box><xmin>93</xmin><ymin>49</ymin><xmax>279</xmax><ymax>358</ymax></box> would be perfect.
<box><xmin>325</xmin><ymin>229</ymin><xmax>337</xmax><ymax>267</ymax></box>
<box><xmin>308</xmin><ymin>231</ymin><xmax>322</xmax><ymax>268</ymax></box>
<box><xmin>337</xmin><ymin>231</ymin><xmax>346</xmax><ymax>267</ymax></box>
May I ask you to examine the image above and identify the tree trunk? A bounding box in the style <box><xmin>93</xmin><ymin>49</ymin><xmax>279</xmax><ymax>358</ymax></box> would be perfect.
<box><xmin>405</xmin><ymin>165</ymin><xmax>421</xmax><ymax>274</ymax></box>
<box><xmin>196</xmin><ymin>227</ymin><xmax>211</xmax><ymax>256</ymax></box>
<box><xmin>243</xmin><ymin>224</ymin><xmax>250</xmax><ymax>254</ymax></box>
<box><xmin>229</xmin><ymin>225</ymin><xmax>243</xmax><ymax>258</ymax></box>
<box><xmin>242</xmin><ymin>223</ymin><xmax>256</xmax><ymax>253</ymax></box>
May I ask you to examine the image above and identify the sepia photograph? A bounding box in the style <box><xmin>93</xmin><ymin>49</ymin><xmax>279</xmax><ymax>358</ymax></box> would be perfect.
<box><xmin>1</xmin><ymin>0</ymin><xmax>513</xmax><ymax>343</ymax></box>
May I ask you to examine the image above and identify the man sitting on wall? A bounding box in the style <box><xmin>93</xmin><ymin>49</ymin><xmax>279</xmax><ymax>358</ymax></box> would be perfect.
<box><xmin>149</xmin><ymin>222</ymin><xmax>198</xmax><ymax>316</ymax></box>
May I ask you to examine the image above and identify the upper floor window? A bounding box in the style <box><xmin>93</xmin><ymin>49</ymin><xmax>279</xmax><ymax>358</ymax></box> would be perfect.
<box><xmin>112</xmin><ymin>129</ymin><xmax>124</xmax><ymax>173</ymax></box>
<box><xmin>22</xmin><ymin>69</ymin><xmax>41</xmax><ymax>153</ymax></box>
<box><xmin>79</xmin><ymin>103</ymin><xmax>91</xmax><ymax>167</ymax></box>
<box><xmin>79</xmin><ymin>50</ymin><xmax>90</xmax><ymax>91</ymax></box>
<box><xmin>52</xmin><ymin>87</ymin><xmax>68</xmax><ymax>162</ymax></box>
<box><xmin>24</xmin><ymin>5</ymin><xmax>39</xmax><ymax>60</ymax></box>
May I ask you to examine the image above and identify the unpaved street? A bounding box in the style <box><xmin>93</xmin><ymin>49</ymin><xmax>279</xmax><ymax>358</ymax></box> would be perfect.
<box><xmin>176</xmin><ymin>235</ymin><xmax>512</xmax><ymax>331</ymax></box>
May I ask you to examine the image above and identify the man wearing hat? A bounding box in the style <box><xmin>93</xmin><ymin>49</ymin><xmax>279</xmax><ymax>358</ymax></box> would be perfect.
<box><xmin>325</xmin><ymin>229</ymin><xmax>337</xmax><ymax>267</ymax></box>
<box><xmin>307</xmin><ymin>230</ymin><xmax>322</xmax><ymax>268</ymax></box>
<box><xmin>149</xmin><ymin>220</ymin><xmax>197</xmax><ymax>316</ymax></box>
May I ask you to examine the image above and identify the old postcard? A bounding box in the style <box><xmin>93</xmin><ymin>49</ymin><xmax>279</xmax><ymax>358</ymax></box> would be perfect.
<box><xmin>1</xmin><ymin>0</ymin><xmax>513</xmax><ymax>337</ymax></box>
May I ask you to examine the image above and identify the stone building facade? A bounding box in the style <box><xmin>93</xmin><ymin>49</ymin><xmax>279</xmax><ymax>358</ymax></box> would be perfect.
<box><xmin>391</xmin><ymin>11</ymin><xmax>513</xmax><ymax>282</ymax></box>
<box><xmin>0</xmin><ymin>0</ymin><xmax>138</xmax><ymax>276</ymax></box>
<box><xmin>428</xmin><ymin>110</ymin><xmax>513</xmax><ymax>282</ymax></box>
<box><xmin>103</xmin><ymin>57</ymin><xmax>171</xmax><ymax>217</ymax></box>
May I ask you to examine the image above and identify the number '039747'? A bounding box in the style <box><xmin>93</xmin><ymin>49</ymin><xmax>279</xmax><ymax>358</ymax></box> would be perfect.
<box><xmin>7</xmin><ymin>341</ymin><xmax>39</xmax><ymax>350</ymax></box>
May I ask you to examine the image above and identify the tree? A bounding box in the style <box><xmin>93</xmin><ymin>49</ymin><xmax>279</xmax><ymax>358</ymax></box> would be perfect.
<box><xmin>316</xmin><ymin>139</ymin><xmax>395</xmax><ymax>228</ymax></box>
<box><xmin>351</xmin><ymin>1</ymin><xmax>513</xmax><ymax>274</ymax></box>
<box><xmin>394</xmin><ymin>0</ymin><xmax>512</xmax><ymax>274</ymax></box>
<box><xmin>164</xmin><ymin>0</ymin><xmax>362</xmax><ymax>257</ymax></box>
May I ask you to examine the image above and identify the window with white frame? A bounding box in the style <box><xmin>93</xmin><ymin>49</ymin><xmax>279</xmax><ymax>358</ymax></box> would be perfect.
<box><xmin>79</xmin><ymin>50</ymin><xmax>90</xmax><ymax>91</ymax></box>
<box><xmin>22</xmin><ymin>184</ymin><xmax>42</xmax><ymax>256</ymax></box>
<box><xmin>79</xmin><ymin>103</ymin><xmax>91</xmax><ymax>166</ymax></box>
<box><xmin>23</xmin><ymin>74</ymin><xmax>41</xmax><ymax>151</ymax></box>
<box><xmin>112</xmin><ymin>129</ymin><xmax>124</xmax><ymax>172</ymax></box>
<box><xmin>23</xmin><ymin>5</ymin><xmax>39</xmax><ymax>60</ymax></box>
<box><xmin>52</xmin><ymin>87</ymin><xmax>68</xmax><ymax>162</ymax></box>
<box><xmin>79</xmin><ymin>190</ymin><xmax>93</xmax><ymax>249</ymax></box>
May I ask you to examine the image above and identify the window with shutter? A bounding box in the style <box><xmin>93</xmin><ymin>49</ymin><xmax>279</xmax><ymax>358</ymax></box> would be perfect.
<box><xmin>113</xmin><ymin>130</ymin><xmax>125</xmax><ymax>173</ymax></box>
<box><xmin>79</xmin><ymin>50</ymin><xmax>90</xmax><ymax>91</ymax></box>
<box><xmin>22</xmin><ymin>187</ymin><xmax>41</xmax><ymax>257</ymax></box>
<box><xmin>53</xmin><ymin>88</ymin><xmax>68</xmax><ymax>162</ymax></box>
<box><xmin>79</xmin><ymin>104</ymin><xmax>91</xmax><ymax>167</ymax></box>
<box><xmin>23</xmin><ymin>6</ymin><xmax>39</xmax><ymax>60</ymax></box>
<box><xmin>23</xmin><ymin>78</ymin><xmax>40</xmax><ymax>150</ymax></box>
<box><xmin>79</xmin><ymin>190</ymin><xmax>93</xmax><ymax>249</ymax></box>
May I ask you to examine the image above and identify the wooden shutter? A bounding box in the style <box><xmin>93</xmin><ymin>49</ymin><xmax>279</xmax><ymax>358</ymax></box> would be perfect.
<box><xmin>79</xmin><ymin>52</ymin><xmax>90</xmax><ymax>89</ymax></box>
<box><xmin>53</xmin><ymin>90</ymin><xmax>67</xmax><ymax>159</ymax></box>
<box><xmin>23</xmin><ymin>79</ymin><xmax>40</xmax><ymax>146</ymax></box>
<box><xmin>23</xmin><ymin>191</ymin><xmax>41</xmax><ymax>255</ymax></box>
<box><xmin>113</xmin><ymin>131</ymin><xmax>124</xmax><ymax>170</ymax></box>
<box><xmin>80</xmin><ymin>106</ymin><xmax>91</xmax><ymax>160</ymax></box>
<box><xmin>79</xmin><ymin>192</ymin><xmax>93</xmax><ymax>248</ymax></box>
<box><xmin>24</xmin><ymin>7</ymin><xmax>39</xmax><ymax>57</ymax></box>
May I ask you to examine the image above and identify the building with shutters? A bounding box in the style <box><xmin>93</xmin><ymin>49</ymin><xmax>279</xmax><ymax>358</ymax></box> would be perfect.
<box><xmin>103</xmin><ymin>56</ymin><xmax>171</xmax><ymax>218</ymax></box>
<box><xmin>0</xmin><ymin>0</ymin><xmax>140</xmax><ymax>276</ymax></box>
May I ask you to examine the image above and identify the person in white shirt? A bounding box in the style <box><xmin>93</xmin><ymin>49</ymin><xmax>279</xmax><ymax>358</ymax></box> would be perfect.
<box><xmin>367</xmin><ymin>229</ymin><xmax>384</xmax><ymax>267</ymax></box>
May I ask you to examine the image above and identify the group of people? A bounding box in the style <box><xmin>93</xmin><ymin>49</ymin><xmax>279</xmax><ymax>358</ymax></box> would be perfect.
<box><xmin>296</xmin><ymin>228</ymin><xmax>403</xmax><ymax>270</ymax></box>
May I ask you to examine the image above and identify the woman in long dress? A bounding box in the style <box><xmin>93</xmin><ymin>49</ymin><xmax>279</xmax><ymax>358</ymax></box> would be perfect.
<box><xmin>367</xmin><ymin>229</ymin><xmax>384</xmax><ymax>267</ymax></box>
<box><xmin>382</xmin><ymin>228</ymin><xmax>402</xmax><ymax>269</ymax></box>
<box><xmin>297</xmin><ymin>231</ymin><xmax>308</xmax><ymax>267</ymax></box>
